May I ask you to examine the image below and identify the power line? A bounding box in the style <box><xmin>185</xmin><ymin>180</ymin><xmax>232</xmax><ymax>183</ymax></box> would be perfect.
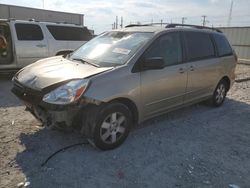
<box><xmin>108</xmin><ymin>13</ymin><xmax>249</xmax><ymax>31</ymax></box>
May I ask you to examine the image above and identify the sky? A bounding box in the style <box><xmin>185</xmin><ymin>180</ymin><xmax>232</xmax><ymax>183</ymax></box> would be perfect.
<box><xmin>1</xmin><ymin>0</ymin><xmax>250</xmax><ymax>34</ymax></box>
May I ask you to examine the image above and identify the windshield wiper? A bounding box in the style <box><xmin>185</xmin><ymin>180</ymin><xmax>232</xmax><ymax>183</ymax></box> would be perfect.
<box><xmin>72</xmin><ymin>58</ymin><xmax>100</xmax><ymax>67</ymax></box>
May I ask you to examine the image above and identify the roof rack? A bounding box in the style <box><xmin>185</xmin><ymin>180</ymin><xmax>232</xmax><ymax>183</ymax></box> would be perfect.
<box><xmin>166</xmin><ymin>23</ymin><xmax>222</xmax><ymax>33</ymax></box>
<box><xmin>125</xmin><ymin>24</ymin><xmax>151</xmax><ymax>28</ymax></box>
<box><xmin>125</xmin><ymin>22</ymin><xmax>171</xmax><ymax>28</ymax></box>
<box><xmin>125</xmin><ymin>23</ymin><xmax>222</xmax><ymax>33</ymax></box>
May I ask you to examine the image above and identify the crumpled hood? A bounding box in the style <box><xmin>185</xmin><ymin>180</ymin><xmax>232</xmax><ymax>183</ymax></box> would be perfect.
<box><xmin>16</xmin><ymin>56</ymin><xmax>113</xmax><ymax>90</ymax></box>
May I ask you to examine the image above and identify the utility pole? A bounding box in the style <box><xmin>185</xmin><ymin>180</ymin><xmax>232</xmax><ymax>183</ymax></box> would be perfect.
<box><xmin>42</xmin><ymin>0</ymin><xmax>45</xmax><ymax>9</ymax></box>
<box><xmin>227</xmin><ymin>0</ymin><xmax>234</xmax><ymax>26</ymax></box>
<box><xmin>181</xmin><ymin>17</ymin><xmax>187</xmax><ymax>25</ymax></box>
<box><xmin>202</xmin><ymin>15</ymin><xmax>207</xmax><ymax>26</ymax></box>
<box><xmin>120</xmin><ymin>16</ymin><xmax>123</xmax><ymax>28</ymax></box>
<box><xmin>116</xmin><ymin>16</ymin><xmax>118</xmax><ymax>29</ymax></box>
<box><xmin>160</xmin><ymin>19</ymin><xmax>163</xmax><ymax>27</ymax></box>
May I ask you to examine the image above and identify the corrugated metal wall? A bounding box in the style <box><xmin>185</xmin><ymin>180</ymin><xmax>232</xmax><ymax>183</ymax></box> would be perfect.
<box><xmin>0</xmin><ymin>4</ymin><xmax>84</xmax><ymax>25</ymax></box>
<box><xmin>219</xmin><ymin>27</ymin><xmax>250</xmax><ymax>62</ymax></box>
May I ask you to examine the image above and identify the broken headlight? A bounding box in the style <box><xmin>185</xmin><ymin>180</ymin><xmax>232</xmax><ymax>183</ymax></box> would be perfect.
<box><xmin>42</xmin><ymin>79</ymin><xmax>89</xmax><ymax>104</ymax></box>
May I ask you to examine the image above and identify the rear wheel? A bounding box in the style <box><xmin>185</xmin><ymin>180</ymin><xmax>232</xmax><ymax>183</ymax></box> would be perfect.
<box><xmin>86</xmin><ymin>102</ymin><xmax>132</xmax><ymax>150</ymax></box>
<box><xmin>211</xmin><ymin>80</ymin><xmax>227</xmax><ymax>107</ymax></box>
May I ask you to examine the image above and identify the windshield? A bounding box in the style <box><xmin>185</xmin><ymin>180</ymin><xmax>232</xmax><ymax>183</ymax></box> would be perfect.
<box><xmin>70</xmin><ymin>31</ymin><xmax>153</xmax><ymax>67</ymax></box>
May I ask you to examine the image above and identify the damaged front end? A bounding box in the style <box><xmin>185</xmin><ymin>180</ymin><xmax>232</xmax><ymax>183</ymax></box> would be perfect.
<box><xmin>11</xmin><ymin>55</ymin><xmax>112</xmax><ymax>131</ymax></box>
<box><xmin>27</xmin><ymin>104</ymin><xmax>82</xmax><ymax>130</ymax></box>
<box><xmin>11</xmin><ymin>77</ymin><xmax>101</xmax><ymax>130</ymax></box>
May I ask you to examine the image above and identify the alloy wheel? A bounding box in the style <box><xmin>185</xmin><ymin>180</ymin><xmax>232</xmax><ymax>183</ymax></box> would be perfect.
<box><xmin>215</xmin><ymin>83</ymin><xmax>226</xmax><ymax>104</ymax></box>
<box><xmin>100</xmin><ymin>112</ymin><xmax>126</xmax><ymax>144</ymax></box>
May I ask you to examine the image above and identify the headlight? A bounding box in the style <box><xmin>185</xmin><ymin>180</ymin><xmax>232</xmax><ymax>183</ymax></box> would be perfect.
<box><xmin>42</xmin><ymin>79</ymin><xmax>89</xmax><ymax>104</ymax></box>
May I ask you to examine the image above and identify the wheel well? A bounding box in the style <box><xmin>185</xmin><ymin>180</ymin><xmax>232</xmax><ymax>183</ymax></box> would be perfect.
<box><xmin>56</xmin><ymin>50</ymin><xmax>73</xmax><ymax>56</ymax></box>
<box><xmin>221</xmin><ymin>76</ymin><xmax>231</xmax><ymax>91</ymax></box>
<box><xmin>109</xmin><ymin>98</ymin><xmax>139</xmax><ymax>125</ymax></box>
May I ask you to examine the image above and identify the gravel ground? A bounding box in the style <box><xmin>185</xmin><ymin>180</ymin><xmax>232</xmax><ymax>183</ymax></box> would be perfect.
<box><xmin>0</xmin><ymin>64</ymin><xmax>250</xmax><ymax>188</ymax></box>
<box><xmin>236</xmin><ymin>64</ymin><xmax>250</xmax><ymax>81</ymax></box>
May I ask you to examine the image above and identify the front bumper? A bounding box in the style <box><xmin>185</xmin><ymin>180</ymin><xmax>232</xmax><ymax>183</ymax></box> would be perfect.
<box><xmin>27</xmin><ymin>104</ymin><xmax>81</xmax><ymax>129</ymax></box>
<box><xmin>11</xmin><ymin>79</ymin><xmax>87</xmax><ymax>129</ymax></box>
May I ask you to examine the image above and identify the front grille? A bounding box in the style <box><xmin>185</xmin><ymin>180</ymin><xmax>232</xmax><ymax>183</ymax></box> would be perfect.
<box><xmin>13</xmin><ymin>81</ymin><xmax>25</xmax><ymax>93</ymax></box>
<box><xmin>12</xmin><ymin>79</ymin><xmax>43</xmax><ymax>104</ymax></box>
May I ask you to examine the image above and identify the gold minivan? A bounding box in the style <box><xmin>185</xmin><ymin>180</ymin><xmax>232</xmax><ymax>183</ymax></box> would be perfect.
<box><xmin>12</xmin><ymin>24</ymin><xmax>237</xmax><ymax>150</ymax></box>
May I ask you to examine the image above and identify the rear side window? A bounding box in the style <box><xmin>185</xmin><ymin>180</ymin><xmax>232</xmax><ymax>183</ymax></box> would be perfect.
<box><xmin>46</xmin><ymin>25</ymin><xmax>92</xmax><ymax>41</ymax></box>
<box><xmin>15</xmin><ymin>23</ymin><xmax>43</xmax><ymax>40</ymax></box>
<box><xmin>145</xmin><ymin>32</ymin><xmax>182</xmax><ymax>66</ymax></box>
<box><xmin>213</xmin><ymin>34</ymin><xmax>233</xmax><ymax>57</ymax></box>
<box><xmin>185</xmin><ymin>32</ymin><xmax>215</xmax><ymax>61</ymax></box>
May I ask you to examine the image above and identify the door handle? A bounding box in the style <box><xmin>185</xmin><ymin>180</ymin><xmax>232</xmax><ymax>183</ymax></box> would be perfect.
<box><xmin>190</xmin><ymin>66</ymin><xmax>195</xmax><ymax>71</ymax></box>
<box><xmin>179</xmin><ymin>68</ymin><xmax>185</xmax><ymax>74</ymax></box>
<box><xmin>36</xmin><ymin>44</ymin><xmax>46</xmax><ymax>48</ymax></box>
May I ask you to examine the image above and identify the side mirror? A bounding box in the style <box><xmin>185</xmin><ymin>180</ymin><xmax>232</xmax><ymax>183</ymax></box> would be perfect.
<box><xmin>143</xmin><ymin>57</ymin><xmax>165</xmax><ymax>70</ymax></box>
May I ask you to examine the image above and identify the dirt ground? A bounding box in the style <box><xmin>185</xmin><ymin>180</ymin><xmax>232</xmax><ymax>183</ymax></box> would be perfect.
<box><xmin>0</xmin><ymin>64</ymin><xmax>250</xmax><ymax>188</ymax></box>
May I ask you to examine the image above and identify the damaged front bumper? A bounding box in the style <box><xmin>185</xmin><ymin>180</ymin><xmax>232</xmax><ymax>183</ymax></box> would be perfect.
<box><xmin>11</xmin><ymin>79</ymin><xmax>99</xmax><ymax>130</ymax></box>
<box><xmin>26</xmin><ymin>104</ymin><xmax>82</xmax><ymax>130</ymax></box>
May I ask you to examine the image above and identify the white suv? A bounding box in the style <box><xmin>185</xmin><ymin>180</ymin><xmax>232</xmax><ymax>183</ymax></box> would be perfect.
<box><xmin>0</xmin><ymin>19</ymin><xmax>92</xmax><ymax>73</ymax></box>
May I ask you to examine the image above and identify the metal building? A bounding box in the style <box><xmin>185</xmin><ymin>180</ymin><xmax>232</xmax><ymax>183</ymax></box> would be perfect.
<box><xmin>0</xmin><ymin>4</ymin><xmax>84</xmax><ymax>25</ymax></box>
<box><xmin>219</xmin><ymin>27</ymin><xmax>250</xmax><ymax>63</ymax></box>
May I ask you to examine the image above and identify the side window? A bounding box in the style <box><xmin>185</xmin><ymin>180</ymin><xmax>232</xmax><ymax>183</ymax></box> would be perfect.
<box><xmin>213</xmin><ymin>34</ymin><xmax>233</xmax><ymax>57</ymax></box>
<box><xmin>15</xmin><ymin>23</ymin><xmax>43</xmax><ymax>40</ymax></box>
<box><xmin>185</xmin><ymin>32</ymin><xmax>215</xmax><ymax>61</ymax></box>
<box><xmin>46</xmin><ymin>25</ymin><xmax>92</xmax><ymax>41</ymax></box>
<box><xmin>145</xmin><ymin>32</ymin><xmax>182</xmax><ymax>66</ymax></box>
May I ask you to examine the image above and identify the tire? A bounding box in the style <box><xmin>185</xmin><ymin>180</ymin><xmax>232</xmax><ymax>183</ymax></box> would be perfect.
<box><xmin>211</xmin><ymin>80</ymin><xmax>228</xmax><ymax>107</ymax></box>
<box><xmin>87</xmin><ymin>102</ymin><xmax>132</xmax><ymax>150</ymax></box>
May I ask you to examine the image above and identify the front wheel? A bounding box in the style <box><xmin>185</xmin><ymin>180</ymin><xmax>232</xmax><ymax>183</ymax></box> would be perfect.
<box><xmin>211</xmin><ymin>80</ymin><xmax>227</xmax><ymax>107</ymax></box>
<box><xmin>89</xmin><ymin>102</ymin><xmax>132</xmax><ymax>150</ymax></box>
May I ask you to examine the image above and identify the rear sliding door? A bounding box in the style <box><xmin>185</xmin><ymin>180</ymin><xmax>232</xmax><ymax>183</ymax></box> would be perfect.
<box><xmin>183</xmin><ymin>31</ymin><xmax>219</xmax><ymax>104</ymax></box>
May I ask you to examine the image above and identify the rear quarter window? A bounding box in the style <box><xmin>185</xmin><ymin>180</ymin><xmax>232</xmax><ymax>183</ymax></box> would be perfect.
<box><xmin>46</xmin><ymin>25</ymin><xmax>92</xmax><ymax>41</ymax></box>
<box><xmin>184</xmin><ymin>31</ymin><xmax>215</xmax><ymax>61</ymax></box>
<box><xmin>15</xmin><ymin>23</ymin><xmax>43</xmax><ymax>40</ymax></box>
<box><xmin>213</xmin><ymin>34</ymin><xmax>233</xmax><ymax>57</ymax></box>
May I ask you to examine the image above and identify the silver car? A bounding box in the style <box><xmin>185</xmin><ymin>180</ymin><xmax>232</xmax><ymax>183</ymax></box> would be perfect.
<box><xmin>12</xmin><ymin>24</ymin><xmax>237</xmax><ymax>150</ymax></box>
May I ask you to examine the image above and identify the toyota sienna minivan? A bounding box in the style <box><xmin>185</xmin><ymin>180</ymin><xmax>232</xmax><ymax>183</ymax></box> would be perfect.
<box><xmin>12</xmin><ymin>24</ymin><xmax>237</xmax><ymax>150</ymax></box>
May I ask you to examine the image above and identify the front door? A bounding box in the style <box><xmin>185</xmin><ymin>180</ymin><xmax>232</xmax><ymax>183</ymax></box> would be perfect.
<box><xmin>140</xmin><ymin>32</ymin><xmax>188</xmax><ymax>118</ymax></box>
